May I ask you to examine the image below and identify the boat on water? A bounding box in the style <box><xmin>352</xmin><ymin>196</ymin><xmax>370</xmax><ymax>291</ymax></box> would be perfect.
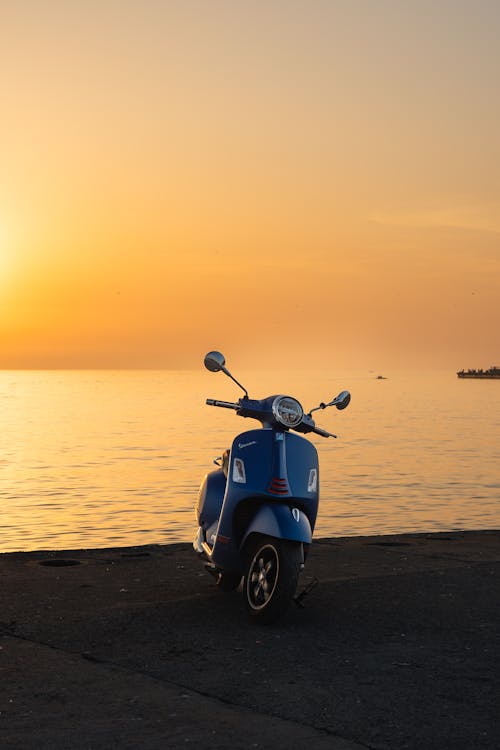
<box><xmin>457</xmin><ymin>366</ymin><xmax>500</xmax><ymax>379</ymax></box>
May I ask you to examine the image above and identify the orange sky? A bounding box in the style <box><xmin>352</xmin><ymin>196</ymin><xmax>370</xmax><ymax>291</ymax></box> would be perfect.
<box><xmin>1</xmin><ymin>0</ymin><xmax>499</xmax><ymax>370</ymax></box>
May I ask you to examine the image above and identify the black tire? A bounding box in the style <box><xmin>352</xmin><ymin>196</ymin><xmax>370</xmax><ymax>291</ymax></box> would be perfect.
<box><xmin>216</xmin><ymin>571</ymin><xmax>242</xmax><ymax>592</ymax></box>
<box><xmin>243</xmin><ymin>535</ymin><xmax>301</xmax><ymax>624</ymax></box>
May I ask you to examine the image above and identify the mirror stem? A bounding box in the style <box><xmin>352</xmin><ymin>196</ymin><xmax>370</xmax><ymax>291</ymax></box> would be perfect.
<box><xmin>307</xmin><ymin>402</ymin><xmax>326</xmax><ymax>416</ymax></box>
<box><xmin>222</xmin><ymin>367</ymin><xmax>249</xmax><ymax>398</ymax></box>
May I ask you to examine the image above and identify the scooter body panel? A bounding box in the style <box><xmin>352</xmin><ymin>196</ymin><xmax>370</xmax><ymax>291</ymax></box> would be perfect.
<box><xmin>240</xmin><ymin>505</ymin><xmax>312</xmax><ymax>548</ymax></box>
<box><xmin>196</xmin><ymin>469</ymin><xmax>226</xmax><ymax>529</ymax></box>
<box><xmin>203</xmin><ymin>427</ymin><xmax>319</xmax><ymax>570</ymax></box>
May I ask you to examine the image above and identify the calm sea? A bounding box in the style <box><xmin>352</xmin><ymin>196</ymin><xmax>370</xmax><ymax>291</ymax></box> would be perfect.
<box><xmin>1</xmin><ymin>369</ymin><xmax>499</xmax><ymax>552</ymax></box>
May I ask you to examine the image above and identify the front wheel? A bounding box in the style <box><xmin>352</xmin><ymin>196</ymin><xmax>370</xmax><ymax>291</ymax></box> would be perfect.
<box><xmin>243</xmin><ymin>535</ymin><xmax>302</xmax><ymax>624</ymax></box>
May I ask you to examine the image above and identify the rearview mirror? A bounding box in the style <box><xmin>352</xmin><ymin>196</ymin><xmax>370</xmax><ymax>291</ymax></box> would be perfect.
<box><xmin>308</xmin><ymin>389</ymin><xmax>351</xmax><ymax>415</ymax></box>
<box><xmin>204</xmin><ymin>351</ymin><xmax>226</xmax><ymax>373</ymax></box>
<box><xmin>203</xmin><ymin>350</ymin><xmax>249</xmax><ymax>397</ymax></box>
<box><xmin>330</xmin><ymin>390</ymin><xmax>351</xmax><ymax>410</ymax></box>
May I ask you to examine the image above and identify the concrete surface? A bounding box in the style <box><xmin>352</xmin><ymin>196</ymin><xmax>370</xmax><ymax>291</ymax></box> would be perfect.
<box><xmin>1</xmin><ymin>530</ymin><xmax>499</xmax><ymax>749</ymax></box>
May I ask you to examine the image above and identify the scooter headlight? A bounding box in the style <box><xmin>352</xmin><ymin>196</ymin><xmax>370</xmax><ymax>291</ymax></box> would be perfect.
<box><xmin>272</xmin><ymin>396</ymin><xmax>304</xmax><ymax>428</ymax></box>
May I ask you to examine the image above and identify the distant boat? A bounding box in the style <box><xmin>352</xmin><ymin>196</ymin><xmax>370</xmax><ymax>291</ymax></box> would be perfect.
<box><xmin>376</xmin><ymin>375</ymin><xmax>387</xmax><ymax>380</ymax></box>
<box><xmin>457</xmin><ymin>366</ymin><xmax>500</xmax><ymax>379</ymax></box>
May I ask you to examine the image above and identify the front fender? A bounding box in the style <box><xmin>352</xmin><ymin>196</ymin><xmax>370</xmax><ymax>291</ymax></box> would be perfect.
<box><xmin>241</xmin><ymin>504</ymin><xmax>312</xmax><ymax>549</ymax></box>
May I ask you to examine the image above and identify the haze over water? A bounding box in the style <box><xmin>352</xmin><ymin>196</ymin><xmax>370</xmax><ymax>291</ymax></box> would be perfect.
<box><xmin>1</xmin><ymin>369</ymin><xmax>498</xmax><ymax>553</ymax></box>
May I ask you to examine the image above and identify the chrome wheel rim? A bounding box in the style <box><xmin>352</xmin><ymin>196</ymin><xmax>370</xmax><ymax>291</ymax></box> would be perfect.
<box><xmin>246</xmin><ymin>543</ymin><xmax>279</xmax><ymax>610</ymax></box>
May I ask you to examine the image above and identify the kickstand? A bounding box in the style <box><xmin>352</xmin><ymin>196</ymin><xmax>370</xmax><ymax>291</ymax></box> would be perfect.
<box><xmin>294</xmin><ymin>577</ymin><xmax>319</xmax><ymax>608</ymax></box>
<box><xmin>204</xmin><ymin>563</ymin><xmax>219</xmax><ymax>580</ymax></box>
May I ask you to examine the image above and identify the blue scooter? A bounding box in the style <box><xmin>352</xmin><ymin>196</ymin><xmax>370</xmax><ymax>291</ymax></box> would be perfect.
<box><xmin>194</xmin><ymin>351</ymin><xmax>350</xmax><ymax>623</ymax></box>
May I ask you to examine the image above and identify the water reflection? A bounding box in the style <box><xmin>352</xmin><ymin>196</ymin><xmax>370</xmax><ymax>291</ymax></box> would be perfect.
<box><xmin>0</xmin><ymin>369</ymin><xmax>499</xmax><ymax>552</ymax></box>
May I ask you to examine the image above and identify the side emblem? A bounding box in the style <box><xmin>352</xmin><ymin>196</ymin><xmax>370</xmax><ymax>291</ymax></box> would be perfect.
<box><xmin>292</xmin><ymin>508</ymin><xmax>300</xmax><ymax>522</ymax></box>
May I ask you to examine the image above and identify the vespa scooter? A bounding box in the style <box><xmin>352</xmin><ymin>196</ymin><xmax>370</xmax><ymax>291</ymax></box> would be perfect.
<box><xmin>194</xmin><ymin>351</ymin><xmax>350</xmax><ymax>623</ymax></box>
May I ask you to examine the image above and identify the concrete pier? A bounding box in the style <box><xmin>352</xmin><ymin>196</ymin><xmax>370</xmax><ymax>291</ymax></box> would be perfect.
<box><xmin>1</xmin><ymin>530</ymin><xmax>499</xmax><ymax>749</ymax></box>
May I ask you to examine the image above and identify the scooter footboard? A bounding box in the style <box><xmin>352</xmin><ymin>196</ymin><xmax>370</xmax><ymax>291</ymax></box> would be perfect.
<box><xmin>241</xmin><ymin>504</ymin><xmax>312</xmax><ymax>549</ymax></box>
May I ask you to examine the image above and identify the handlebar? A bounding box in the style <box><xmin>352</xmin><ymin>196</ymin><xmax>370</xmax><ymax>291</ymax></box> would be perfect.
<box><xmin>206</xmin><ymin>399</ymin><xmax>240</xmax><ymax>410</ymax></box>
<box><xmin>313</xmin><ymin>425</ymin><xmax>337</xmax><ymax>439</ymax></box>
<box><xmin>296</xmin><ymin>414</ymin><xmax>337</xmax><ymax>439</ymax></box>
<box><xmin>206</xmin><ymin>398</ymin><xmax>337</xmax><ymax>436</ymax></box>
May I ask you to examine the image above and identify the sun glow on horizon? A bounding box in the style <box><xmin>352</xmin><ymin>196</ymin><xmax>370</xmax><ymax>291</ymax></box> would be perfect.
<box><xmin>0</xmin><ymin>0</ymin><xmax>499</xmax><ymax>370</ymax></box>
<box><xmin>0</xmin><ymin>220</ymin><xmax>14</xmax><ymax>282</ymax></box>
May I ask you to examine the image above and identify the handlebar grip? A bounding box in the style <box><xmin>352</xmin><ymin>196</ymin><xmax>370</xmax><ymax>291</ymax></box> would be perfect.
<box><xmin>206</xmin><ymin>399</ymin><xmax>239</xmax><ymax>410</ymax></box>
<box><xmin>314</xmin><ymin>426</ymin><xmax>337</xmax><ymax>439</ymax></box>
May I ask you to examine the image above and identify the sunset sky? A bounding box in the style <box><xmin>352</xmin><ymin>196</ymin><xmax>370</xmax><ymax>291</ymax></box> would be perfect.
<box><xmin>1</xmin><ymin>0</ymin><xmax>499</xmax><ymax>370</ymax></box>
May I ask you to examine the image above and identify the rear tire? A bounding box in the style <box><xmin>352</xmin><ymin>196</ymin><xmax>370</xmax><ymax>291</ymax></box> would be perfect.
<box><xmin>243</xmin><ymin>535</ymin><xmax>301</xmax><ymax>624</ymax></box>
